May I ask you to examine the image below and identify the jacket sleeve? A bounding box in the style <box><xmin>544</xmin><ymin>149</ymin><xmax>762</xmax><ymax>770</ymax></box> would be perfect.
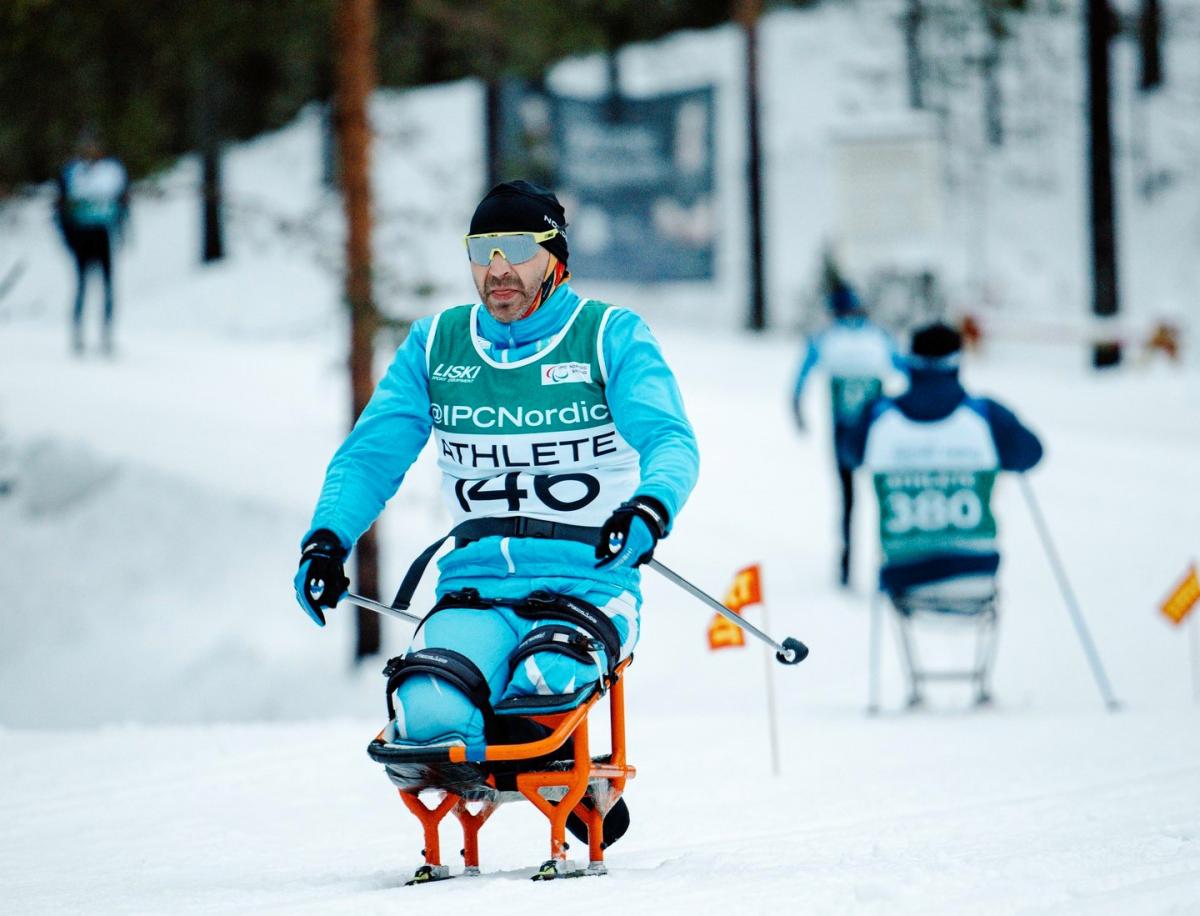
<box><xmin>792</xmin><ymin>334</ymin><xmax>821</xmax><ymax>403</ymax></box>
<box><xmin>983</xmin><ymin>399</ymin><xmax>1044</xmax><ymax>472</ymax></box>
<box><xmin>602</xmin><ymin>308</ymin><xmax>699</xmax><ymax>529</ymax></box>
<box><xmin>306</xmin><ymin>318</ymin><xmax>434</xmax><ymax>549</ymax></box>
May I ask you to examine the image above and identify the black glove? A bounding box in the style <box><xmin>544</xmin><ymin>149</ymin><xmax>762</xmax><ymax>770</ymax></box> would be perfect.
<box><xmin>595</xmin><ymin>496</ymin><xmax>670</xmax><ymax>570</ymax></box>
<box><xmin>293</xmin><ymin>529</ymin><xmax>350</xmax><ymax>626</ymax></box>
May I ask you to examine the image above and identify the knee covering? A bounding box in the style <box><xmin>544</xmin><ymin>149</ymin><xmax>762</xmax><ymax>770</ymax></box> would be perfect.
<box><xmin>383</xmin><ymin>647</ymin><xmax>494</xmax><ymax>735</ymax></box>
<box><xmin>496</xmin><ymin>624</ymin><xmax>607</xmax><ymax>716</ymax></box>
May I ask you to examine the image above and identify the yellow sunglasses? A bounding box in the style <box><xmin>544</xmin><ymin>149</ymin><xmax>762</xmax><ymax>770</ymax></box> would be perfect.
<box><xmin>464</xmin><ymin>229</ymin><xmax>559</xmax><ymax>266</ymax></box>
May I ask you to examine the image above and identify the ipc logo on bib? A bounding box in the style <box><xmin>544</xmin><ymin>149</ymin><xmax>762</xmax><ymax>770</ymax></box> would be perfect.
<box><xmin>541</xmin><ymin>362</ymin><xmax>592</xmax><ymax>385</ymax></box>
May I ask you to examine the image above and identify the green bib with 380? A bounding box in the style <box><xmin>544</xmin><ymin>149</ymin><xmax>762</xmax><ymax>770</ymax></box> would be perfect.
<box><xmin>873</xmin><ymin>469</ymin><xmax>998</xmax><ymax>561</ymax></box>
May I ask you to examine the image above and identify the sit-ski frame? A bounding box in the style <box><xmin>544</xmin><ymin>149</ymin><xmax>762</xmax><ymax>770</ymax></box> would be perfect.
<box><xmin>869</xmin><ymin>588</ymin><xmax>999</xmax><ymax>712</ymax></box>
<box><xmin>366</xmin><ymin>658</ymin><xmax>635</xmax><ymax>882</ymax></box>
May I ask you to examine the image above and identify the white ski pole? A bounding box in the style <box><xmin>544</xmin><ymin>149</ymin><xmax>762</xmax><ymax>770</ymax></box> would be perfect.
<box><xmin>1019</xmin><ymin>476</ymin><xmax>1120</xmax><ymax>711</ymax></box>
<box><xmin>647</xmin><ymin>559</ymin><xmax>809</xmax><ymax>665</ymax></box>
<box><xmin>341</xmin><ymin>591</ymin><xmax>423</xmax><ymax>626</ymax></box>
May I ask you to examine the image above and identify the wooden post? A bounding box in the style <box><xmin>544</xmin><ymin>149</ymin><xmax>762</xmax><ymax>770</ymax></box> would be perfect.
<box><xmin>759</xmin><ymin>600</ymin><xmax>781</xmax><ymax>777</ymax></box>
<box><xmin>1085</xmin><ymin>0</ymin><xmax>1121</xmax><ymax>368</ymax></box>
<box><xmin>734</xmin><ymin>0</ymin><xmax>766</xmax><ymax>331</ymax></box>
<box><xmin>904</xmin><ymin>0</ymin><xmax>924</xmax><ymax>110</ymax></box>
<box><xmin>334</xmin><ymin>0</ymin><xmax>381</xmax><ymax>661</ymax></box>
<box><xmin>1139</xmin><ymin>0</ymin><xmax>1163</xmax><ymax>91</ymax></box>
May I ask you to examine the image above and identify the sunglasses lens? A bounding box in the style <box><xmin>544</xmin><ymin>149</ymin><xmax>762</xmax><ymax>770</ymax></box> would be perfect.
<box><xmin>466</xmin><ymin>233</ymin><xmax>541</xmax><ymax>266</ymax></box>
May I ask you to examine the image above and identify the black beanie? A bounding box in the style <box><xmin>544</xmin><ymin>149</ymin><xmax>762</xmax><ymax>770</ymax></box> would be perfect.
<box><xmin>910</xmin><ymin>322</ymin><xmax>963</xmax><ymax>360</ymax></box>
<box><xmin>469</xmin><ymin>180</ymin><xmax>569</xmax><ymax>264</ymax></box>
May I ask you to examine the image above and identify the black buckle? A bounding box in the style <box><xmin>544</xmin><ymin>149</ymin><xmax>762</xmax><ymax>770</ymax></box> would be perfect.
<box><xmin>513</xmin><ymin>517</ymin><xmax>555</xmax><ymax>539</ymax></box>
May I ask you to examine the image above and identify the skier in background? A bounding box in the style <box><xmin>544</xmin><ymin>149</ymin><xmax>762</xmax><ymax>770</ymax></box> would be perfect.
<box><xmin>792</xmin><ymin>281</ymin><xmax>901</xmax><ymax>586</ymax></box>
<box><xmin>54</xmin><ymin>131</ymin><xmax>129</xmax><ymax>355</ymax></box>
<box><xmin>294</xmin><ymin>180</ymin><xmax>699</xmax><ymax>849</ymax></box>
<box><xmin>845</xmin><ymin>321</ymin><xmax>1043</xmax><ymax>596</ymax></box>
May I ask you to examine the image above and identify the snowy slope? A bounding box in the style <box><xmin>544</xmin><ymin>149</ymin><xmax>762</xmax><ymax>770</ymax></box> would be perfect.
<box><xmin>3</xmin><ymin>8</ymin><xmax>1200</xmax><ymax>913</ymax></box>
<box><xmin>3</xmin><ymin>312</ymin><xmax>1200</xmax><ymax>913</ymax></box>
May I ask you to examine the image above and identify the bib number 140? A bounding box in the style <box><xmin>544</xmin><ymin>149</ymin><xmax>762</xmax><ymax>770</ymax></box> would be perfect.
<box><xmin>454</xmin><ymin>471</ymin><xmax>601</xmax><ymax>514</ymax></box>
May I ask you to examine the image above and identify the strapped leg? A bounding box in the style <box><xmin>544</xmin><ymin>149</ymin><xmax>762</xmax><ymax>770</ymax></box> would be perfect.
<box><xmin>388</xmin><ymin>606</ymin><xmax>518</xmax><ymax>747</ymax></box>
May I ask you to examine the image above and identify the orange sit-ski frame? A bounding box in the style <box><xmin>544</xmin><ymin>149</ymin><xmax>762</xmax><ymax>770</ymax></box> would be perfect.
<box><xmin>369</xmin><ymin>658</ymin><xmax>635</xmax><ymax>877</ymax></box>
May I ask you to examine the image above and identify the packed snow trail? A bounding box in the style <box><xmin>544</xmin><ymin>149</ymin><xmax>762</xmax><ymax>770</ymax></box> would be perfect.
<box><xmin>3</xmin><ymin>712</ymin><xmax>1200</xmax><ymax>914</ymax></box>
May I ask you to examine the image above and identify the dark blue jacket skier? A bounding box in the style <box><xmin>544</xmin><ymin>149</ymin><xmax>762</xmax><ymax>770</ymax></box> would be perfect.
<box><xmin>845</xmin><ymin>322</ymin><xmax>1043</xmax><ymax>595</ymax></box>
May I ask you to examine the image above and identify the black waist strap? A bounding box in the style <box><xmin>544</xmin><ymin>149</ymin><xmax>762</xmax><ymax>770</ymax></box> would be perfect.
<box><xmin>390</xmin><ymin>517</ymin><xmax>603</xmax><ymax>611</ymax></box>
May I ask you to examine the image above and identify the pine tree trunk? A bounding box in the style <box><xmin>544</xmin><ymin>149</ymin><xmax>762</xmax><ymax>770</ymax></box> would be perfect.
<box><xmin>904</xmin><ymin>0</ymin><xmax>924</xmax><ymax>110</ymax></box>
<box><xmin>1085</xmin><ymin>0</ymin><xmax>1121</xmax><ymax>367</ymax></box>
<box><xmin>334</xmin><ymin>0</ymin><xmax>382</xmax><ymax>658</ymax></box>
<box><xmin>735</xmin><ymin>0</ymin><xmax>766</xmax><ymax>331</ymax></box>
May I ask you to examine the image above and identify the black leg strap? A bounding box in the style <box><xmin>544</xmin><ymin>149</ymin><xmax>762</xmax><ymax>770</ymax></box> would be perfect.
<box><xmin>382</xmin><ymin>647</ymin><xmax>494</xmax><ymax>726</ymax></box>
<box><xmin>508</xmin><ymin>624</ymin><xmax>603</xmax><ymax>671</ymax></box>
<box><xmin>507</xmin><ymin>591</ymin><xmax>621</xmax><ymax>679</ymax></box>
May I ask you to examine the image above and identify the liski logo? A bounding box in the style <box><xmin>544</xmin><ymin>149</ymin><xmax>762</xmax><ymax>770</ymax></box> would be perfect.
<box><xmin>432</xmin><ymin>363</ymin><xmax>481</xmax><ymax>384</ymax></box>
<box><xmin>541</xmin><ymin>361</ymin><xmax>591</xmax><ymax>386</ymax></box>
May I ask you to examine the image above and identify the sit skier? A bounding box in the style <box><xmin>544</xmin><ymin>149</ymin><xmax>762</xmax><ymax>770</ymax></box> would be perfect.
<box><xmin>294</xmin><ymin>180</ymin><xmax>699</xmax><ymax>851</ymax></box>
<box><xmin>845</xmin><ymin>322</ymin><xmax>1043</xmax><ymax>705</ymax></box>
<box><xmin>792</xmin><ymin>281</ymin><xmax>901</xmax><ymax>586</ymax></box>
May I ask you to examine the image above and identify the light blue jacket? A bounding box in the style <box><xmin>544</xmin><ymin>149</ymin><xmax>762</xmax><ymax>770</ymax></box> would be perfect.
<box><xmin>792</xmin><ymin>315</ymin><xmax>905</xmax><ymax>406</ymax></box>
<box><xmin>306</xmin><ymin>283</ymin><xmax>699</xmax><ymax>602</ymax></box>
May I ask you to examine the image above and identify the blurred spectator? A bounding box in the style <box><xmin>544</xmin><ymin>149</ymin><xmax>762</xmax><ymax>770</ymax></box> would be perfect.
<box><xmin>54</xmin><ymin>131</ymin><xmax>129</xmax><ymax>355</ymax></box>
<box><xmin>793</xmin><ymin>281</ymin><xmax>903</xmax><ymax>586</ymax></box>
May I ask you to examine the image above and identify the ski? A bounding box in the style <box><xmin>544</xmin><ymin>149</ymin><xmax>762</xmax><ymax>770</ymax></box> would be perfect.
<box><xmin>404</xmin><ymin>864</ymin><xmax>453</xmax><ymax>885</ymax></box>
<box><xmin>530</xmin><ymin>859</ymin><xmax>607</xmax><ymax>881</ymax></box>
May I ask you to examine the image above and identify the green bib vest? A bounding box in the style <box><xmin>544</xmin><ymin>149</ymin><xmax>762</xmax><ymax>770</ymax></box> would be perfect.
<box><xmin>426</xmin><ymin>300</ymin><xmax>640</xmax><ymax>528</ymax></box>
<box><xmin>873</xmin><ymin>469</ymin><xmax>998</xmax><ymax>562</ymax></box>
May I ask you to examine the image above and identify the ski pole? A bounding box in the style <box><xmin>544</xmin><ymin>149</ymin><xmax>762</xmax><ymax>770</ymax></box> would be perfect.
<box><xmin>1019</xmin><ymin>476</ymin><xmax>1120</xmax><ymax>711</ymax></box>
<box><xmin>647</xmin><ymin>559</ymin><xmax>809</xmax><ymax>665</ymax></box>
<box><xmin>341</xmin><ymin>591</ymin><xmax>424</xmax><ymax>626</ymax></box>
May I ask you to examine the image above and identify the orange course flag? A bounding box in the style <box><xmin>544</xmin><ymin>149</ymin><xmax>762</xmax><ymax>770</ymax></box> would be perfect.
<box><xmin>1161</xmin><ymin>564</ymin><xmax>1200</xmax><ymax>626</ymax></box>
<box><xmin>707</xmin><ymin>565</ymin><xmax>763</xmax><ymax>651</ymax></box>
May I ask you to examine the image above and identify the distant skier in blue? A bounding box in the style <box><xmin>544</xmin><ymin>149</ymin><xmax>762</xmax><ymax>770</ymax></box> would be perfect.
<box><xmin>845</xmin><ymin>321</ymin><xmax>1043</xmax><ymax>597</ymax></box>
<box><xmin>792</xmin><ymin>281</ymin><xmax>901</xmax><ymax>585</ymax></box>
<box><xmin>294</xmin><ymin>180</ymin><xmax>699</xmax><ymax>846</ymax></box>
<box><xmin>55</xmin><ymin>132</ymin><xmax>129</xmax><ymax>355</ymax></box>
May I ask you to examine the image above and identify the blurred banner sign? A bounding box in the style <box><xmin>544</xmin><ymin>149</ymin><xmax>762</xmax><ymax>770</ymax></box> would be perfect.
<box><xmin>831</xmin><ymin>115</ymin><xmax>944</xmax><ymax>276</ymax></box>
<box><xmin>499</xmin><ymin>83</ymin><xmax>716</xmax><ymax>282</ymax></box>
<box><xmin>1161</xmin><ymin>563</ymin><xmax>1200</xmax><ymax>625</ymax></box>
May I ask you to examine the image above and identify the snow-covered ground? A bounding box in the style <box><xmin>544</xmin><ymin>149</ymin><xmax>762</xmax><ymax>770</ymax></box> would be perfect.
<box><xmin>3</xmin><ymin>312</ymin><xmax>1200</xmax><ymax>913</ymax></box>
<box><xmin>4</xmin><ymin>7</ymin><xmax>1200</xmax><ymax>912</ymax></box>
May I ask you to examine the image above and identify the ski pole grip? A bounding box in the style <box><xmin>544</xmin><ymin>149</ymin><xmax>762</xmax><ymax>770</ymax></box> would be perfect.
<box><xmin>776</xmin><ymin>637</ymin><xmax>809</xmax><ymax>666</ymax></box>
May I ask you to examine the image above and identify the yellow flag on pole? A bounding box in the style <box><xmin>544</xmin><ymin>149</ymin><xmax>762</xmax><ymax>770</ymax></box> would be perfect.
<box><xmin>1161</xmin><ymin>564</ymin><xmax>1200</xmax><ymax>626</ymax></box>
<box><xmin>707</xmin><ymin>565</ymin><xmax>762</xmax><ymax>651</ymax></box>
